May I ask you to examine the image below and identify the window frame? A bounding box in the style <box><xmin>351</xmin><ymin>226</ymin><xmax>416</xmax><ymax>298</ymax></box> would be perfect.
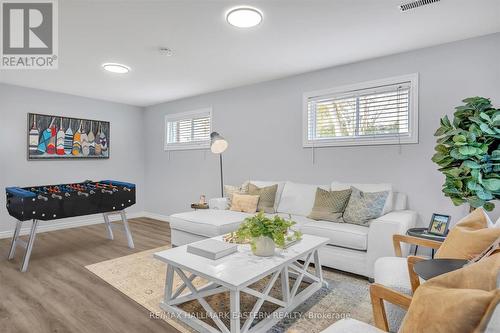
<box><xmin>302</xmin><ymin>73</ymin><xmax>419</xmax><ymax>148</ymax></box>
<box><xmin>164</xmin><ymin>108</ymin><xmax>212</xmax><ymax>151</ymax></box>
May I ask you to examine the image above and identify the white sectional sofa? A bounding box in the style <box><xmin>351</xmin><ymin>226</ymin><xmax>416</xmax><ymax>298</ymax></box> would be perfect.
<box><xmin>169</xmin><ymin>181</ymin><xmax>416</xmax><ymax>279</ymax></box>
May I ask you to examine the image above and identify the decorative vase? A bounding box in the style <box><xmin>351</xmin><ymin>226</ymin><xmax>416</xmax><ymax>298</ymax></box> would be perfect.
<box><xmin>252</xmin><ymin>236</ymin><xmax>275</xmax><ymax>257</ymax></box>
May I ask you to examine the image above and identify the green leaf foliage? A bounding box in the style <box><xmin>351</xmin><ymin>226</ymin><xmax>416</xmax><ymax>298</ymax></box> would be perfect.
<box><xmin>482</xmin><ymin>178</ymin><xmax>500</xmax><ymax>192</ymax></box>
<box><xmin>461</xmin><ymin>160</ymin><xmax>481</xmax><ymax>169</ymax></box>
<box><xmin>432</xmin><ymin>97</ymin><xmax>499</xmax><ymax>210</ymax></box>
<box><xmin>235</xmin><ymin>211</ymin><xmax>302</xmax><ymax>249</ymax></box>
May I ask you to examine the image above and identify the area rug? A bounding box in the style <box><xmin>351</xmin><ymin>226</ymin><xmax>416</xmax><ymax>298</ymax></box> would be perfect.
<box><xmin>85</xmin><ymin>246</ymin><xmax>373</xmax><ymax>332</ymax></box>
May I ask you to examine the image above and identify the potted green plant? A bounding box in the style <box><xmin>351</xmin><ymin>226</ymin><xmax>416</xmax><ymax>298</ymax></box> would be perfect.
<box><xmin>432</xmin><ymin>97</ymin><xmax>500</xmax><ymax>211</ymax></box>
<box><xmin>235</xmin><ymin>212</ymin><xmax>302</xmax><ymax>257</ymax></box>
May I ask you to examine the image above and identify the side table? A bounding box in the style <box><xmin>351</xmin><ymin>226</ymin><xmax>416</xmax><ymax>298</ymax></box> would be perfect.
<box><xmin>406</xmin><ymin>227</ymin><xmax>447</xmax><ymax>258</ymax></box>
<box><xmin>191</xmin><ymin>203</ymin><xmax>209</xmax><ymax>211</ymax></box>
<box><xmin>414</xmin><ymin>259</ymin><xmax>468</xmax><ymax>280</ymax></box>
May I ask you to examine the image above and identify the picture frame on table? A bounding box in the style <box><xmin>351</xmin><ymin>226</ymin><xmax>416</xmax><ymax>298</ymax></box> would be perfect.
<box><xmin>428</xmin><ymin>213</ymin><xmax>451</xmax><ymax>236</ymax></box>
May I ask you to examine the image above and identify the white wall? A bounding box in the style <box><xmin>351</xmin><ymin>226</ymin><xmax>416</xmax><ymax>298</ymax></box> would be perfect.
<box><xmin>0</xmin><ymin>84</ymin><xmax>145</xmax><ymax>234</ymax></box>
<box><xmin>144</xmin><ymin>33</ymin><xmax>500</xmax><ymax>225</ymax></box>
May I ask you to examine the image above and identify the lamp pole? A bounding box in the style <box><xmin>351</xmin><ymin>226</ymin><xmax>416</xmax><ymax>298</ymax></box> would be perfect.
<box><xmin>210</xmin><ymin>131</ymin><xmax>228</xmax><ymax>198</ymax></box>
<box><xmin>219</xmin><ymin>153</ymin><xmax>224</xmax><ymax>197</ymax></box>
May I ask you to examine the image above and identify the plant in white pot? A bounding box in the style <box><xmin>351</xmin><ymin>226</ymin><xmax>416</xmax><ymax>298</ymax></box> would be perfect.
<box><xmin>235</xmin><ymin>212</ymin><xmax>302</xmax><ymax>257</ymax></box>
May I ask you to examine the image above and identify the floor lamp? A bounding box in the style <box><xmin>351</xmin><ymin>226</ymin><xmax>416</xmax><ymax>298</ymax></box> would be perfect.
<box><xmin>210</xmin><ymin>132</ymin><xmax>228</xmax><ymax>197</ymax></box>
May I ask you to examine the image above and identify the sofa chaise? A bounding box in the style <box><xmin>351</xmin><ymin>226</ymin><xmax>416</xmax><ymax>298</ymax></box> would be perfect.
<box><xmin>169</xmin><ymin>181</ymin><xmax>416</xmax><ymax>278</ymax></box>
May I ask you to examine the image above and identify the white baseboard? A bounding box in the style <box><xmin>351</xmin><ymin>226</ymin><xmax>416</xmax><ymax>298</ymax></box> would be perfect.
<box><xmin>141</xmin><ymin>212</ymin><xmax>170</xmax><ymax>222</ymax></box>
<box><xmin>0</xmin><ymin>211</ymin><xmax>147</xmax><ymax>239</ymax></box>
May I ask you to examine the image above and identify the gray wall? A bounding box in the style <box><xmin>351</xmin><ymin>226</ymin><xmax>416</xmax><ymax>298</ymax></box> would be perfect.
<box><xmin>144</xmin><ymin>33</ymin><xmax>500</xmax><ymax>225</ymax></box>
<box><xmin>0</xmin><ymin>84</ymin><xmax>145</xmax><ymax>233</ymax></box>
<box><xmin>1</xmin><ymin>34</ymin><xmax>498</xmax><ymax>234</ymax></box>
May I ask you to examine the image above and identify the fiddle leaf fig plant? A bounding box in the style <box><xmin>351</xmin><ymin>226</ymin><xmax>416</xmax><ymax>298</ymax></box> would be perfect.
<box><xmin>432</xmin><ymin>97</ymin><xmax>500</xmax><ymax>211</ymax></box>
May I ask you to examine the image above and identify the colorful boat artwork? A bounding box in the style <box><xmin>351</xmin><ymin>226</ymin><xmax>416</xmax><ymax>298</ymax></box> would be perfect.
<box><xmin>27</xmin><ymin>113</ymin><xmax>110</xmax><ymax>160</ymax></box>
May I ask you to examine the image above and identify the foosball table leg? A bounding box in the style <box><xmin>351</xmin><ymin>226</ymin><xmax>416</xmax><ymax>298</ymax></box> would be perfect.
<box><xmin>120</xmin><ymin>211</ymin><xmax>135</xmax><ymax>249</ymax></box>
<box><xmin>103</xmin><ymin>213</ymin><xmax>115</xmax><ymax>240</ymax></box>
<box><xmin>8</xmin><ymin>219</ymin><xmax>39</xmax><ymax>272</ymax></box>
<box><xmin>8</xmin><ymin>220</ymin><xmax>23</xmax><ymax>260</ymax></box>
<box><xmin>102</xmin><ymin>211</ymin><xmax>134</xmax><ymax>249</ymax></box>
<box><xmin>21</xmin><ymin>220</ymin><xmax>39</xmax><ymax>272</ymax></box>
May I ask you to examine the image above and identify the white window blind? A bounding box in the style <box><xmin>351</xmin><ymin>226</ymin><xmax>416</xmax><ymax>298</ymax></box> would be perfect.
<box><xmin>303</xmin><ymin>74</ymin><xmax>418</xmax><ymax>147</ymax></box>
<box><xmin>164</xmin><ymin>108</ymin><xmax>212</xmax><ymax>150</ymax></box>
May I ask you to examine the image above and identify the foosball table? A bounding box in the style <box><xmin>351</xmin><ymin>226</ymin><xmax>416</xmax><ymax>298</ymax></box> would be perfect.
<box><xmin>5</xmin><ymin>180</ymin><xmax>136</xmax><ymax>272</ymax></box>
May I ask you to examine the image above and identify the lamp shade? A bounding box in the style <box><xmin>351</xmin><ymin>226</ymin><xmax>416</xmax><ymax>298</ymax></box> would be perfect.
<box><xmin>210</xmin><ymin>132</ymin><xmax>228</xmax><ymax>154</ymax></box>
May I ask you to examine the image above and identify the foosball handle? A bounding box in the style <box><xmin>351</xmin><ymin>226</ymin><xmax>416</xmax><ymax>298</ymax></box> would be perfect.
<box><xmin>37</xmin><ymin>195</ymin><xmax>48</xmax><ymax>201</ymax></box>
<box><xmin>51</xmin><ymin>194</ymin><xmax>63</xmax><ymax>200</ymax></box>
<box><xmin>123</xmin><ymin>187</ymin><xmax>131</xmax><ymax>192</ymax></box>
<box><xmin>78</xmin><ymin>191</ymin><xmax>89</xmax><ymax>197</ymax></box>
<box><xmin>102</xmin><ymin>189</ymin><xmax>113</xmax><ymax>194</ymax></box>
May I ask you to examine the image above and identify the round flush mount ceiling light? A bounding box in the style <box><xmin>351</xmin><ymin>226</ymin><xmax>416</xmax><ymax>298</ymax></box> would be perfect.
<box><xmin>226</xmin><ymin>7</ymin><xmax>263</xmax><ymax>28</ymax></box>
<box><xmin>102</xmin><ymin>63</ymin><xmax>130</xmax><ymax>74</ymax></box>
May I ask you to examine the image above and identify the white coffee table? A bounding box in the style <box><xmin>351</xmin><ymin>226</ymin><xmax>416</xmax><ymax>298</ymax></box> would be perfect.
<box><xmin>154</xmin><ymin>234</ymin><xmax>329</xmax><ymax>333</ymax></box>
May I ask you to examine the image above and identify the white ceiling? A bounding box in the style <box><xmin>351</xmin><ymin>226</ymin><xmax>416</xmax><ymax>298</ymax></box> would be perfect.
<box><xmin>1</xmin><ymin>0</ymin><xmax>499</xmax><ymax>107</ymax></box>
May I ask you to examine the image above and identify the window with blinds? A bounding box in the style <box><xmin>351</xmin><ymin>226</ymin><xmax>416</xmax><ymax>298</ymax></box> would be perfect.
<box><xmin>303</xmin><ymin>74</ymin><xmax>418</xmax><ymax>147</ymax></box>
<box><xmin>164</xmin><ymin>108</ymin><xmax>212</xmax><ymax>150</ymax></box>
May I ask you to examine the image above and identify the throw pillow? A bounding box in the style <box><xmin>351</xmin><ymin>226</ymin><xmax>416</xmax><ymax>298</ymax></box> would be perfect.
<box><xmin>250</xmin><ymin>180</ymin><xmax>285</xmax><ymax>212</ymax></box>
<box><xmin>435</xmin><ymin>208</ymin><xmax>500</xmax><ymax>260</ymax></box>
<box><xmin>400</xmin><ymin>253</ymin><xmax>500</xmax><ymax>333</ymax></box>
<box><xmin>229</xmin><ymin>193</ymin><xmax>259</xmax><ymax>214</ymax></box>
<box><xmin>224</xmin><ymin>181</ymin><xmax>250</xmax><ymax>208</ymax></box>
<box><xmin>342</xmin><ymin>187</ymin><xmax>389</xmax><ymax>226</ymax></box>
<box><xmin>331</xmin><ymin>181</ymin><xmax>394</xmax><ymax>214</ymax></box>
<box><xmin>248</xmin><ymin>183</ymin><xmax>278</xmax><ymax>214</ymax></box>
<box><xmin>307</xmin><ymin>188</ymin><xmax>352</xmax><ymax>222</ymax></box>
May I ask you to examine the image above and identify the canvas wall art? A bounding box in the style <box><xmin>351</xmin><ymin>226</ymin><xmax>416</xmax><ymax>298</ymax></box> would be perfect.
<box><xmin>28</xmin><ymin>113</ymin><xmax>110</xmax><ymax>160</ymax></box>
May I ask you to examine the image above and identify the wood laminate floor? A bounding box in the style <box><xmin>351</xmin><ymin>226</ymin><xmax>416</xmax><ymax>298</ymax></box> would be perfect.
<box><xmin>0</xmin><ymin>217</ymin><xmax>180</xmax><ymax>333</ymax></box>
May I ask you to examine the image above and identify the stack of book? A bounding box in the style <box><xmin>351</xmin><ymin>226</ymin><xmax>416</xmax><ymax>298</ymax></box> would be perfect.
<box><xmin>187</xmin><ymin>239</ymin><xmax>238</xmax><ymax>260</ymax></box>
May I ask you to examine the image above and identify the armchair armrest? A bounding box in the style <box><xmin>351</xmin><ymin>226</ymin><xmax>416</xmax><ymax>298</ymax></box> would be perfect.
<box><xmin>208</xmin><ymin>197</ymin><xmax>229</xmax><ymax>210</ymax></box>
<box><xmin>370</xmin><ymin>283</ymin><xmax>412</xmax><ymax>332</ymax></box>
<box><xmin>406</xmin><ymin>255</ymin><xmax>427</xmax><ymax>292</ymax></box>
<box><xmin>392</xmin><ymin>234</ymin><xmax>442</xmax><ymax>257</ymax></box>
<box><xmin>366</xmin><ymin>210</ymin><xmax>417</xmax><ymax>278</ymax></box>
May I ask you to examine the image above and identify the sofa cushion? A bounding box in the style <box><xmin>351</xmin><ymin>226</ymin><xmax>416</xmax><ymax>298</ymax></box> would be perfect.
<box><xmin>248</xmin><ymin>183</ymin><xmax>278</xmax><ymax>213</ymax></box>
<box><xmin>287</xmin><ymin>214</ymin><xmax>317</xmax><ymax>226</ymax></box>
<box><xmin>374</xmin><ymin>257</ymin><xmax>414</xmax><ymax>333</ymax></box>
<box><xmin>374</xmin><ymin>257</ymin><xmax>413</xmax><ymax>292</ymax></box>
<box><xmin>277</xmin><ymin>181</ymin><xmax>329</xmax><ymax>216</ymax></box>
<box><xmin>249</xmin><ymin>180</ymin><xmax>285</xmax><ymax>211</ymax></box>
<box><xmin>331</xmin><ymin>181</ymin><xmax>393</xmax><ymax>214</ymax></box>
<box><xmin>300</xmin><ymin>220</ymin><xmax>368</xmax><ymax>250</ymax></box>
<box><xmin>169</xmin><ymin>210</ymin><xmax>249</xmax><ymax>237</ymax></box>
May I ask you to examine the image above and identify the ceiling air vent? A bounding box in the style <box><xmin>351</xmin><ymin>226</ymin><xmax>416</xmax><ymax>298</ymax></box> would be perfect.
<box><xmin>399</xmin><ymin>0</ymin><xmax>441</xmax><ymax>12</ymax></box>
